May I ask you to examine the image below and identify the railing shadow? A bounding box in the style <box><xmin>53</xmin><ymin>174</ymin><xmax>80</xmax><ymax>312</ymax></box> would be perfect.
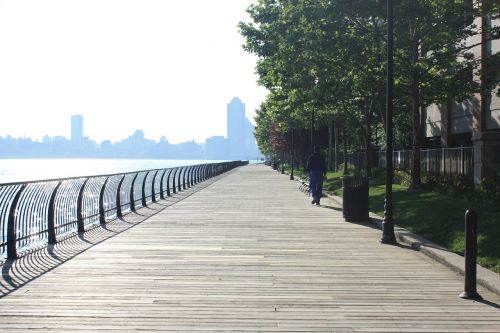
<box><xmin>0</xmin><ymin>174</ymin><xmax>223</xmax><ymax>298</ymax></box>
<box><xmin>477</xmin><ymin>298</ymin><xmax>500</xmax><ymax>310</ymax></box>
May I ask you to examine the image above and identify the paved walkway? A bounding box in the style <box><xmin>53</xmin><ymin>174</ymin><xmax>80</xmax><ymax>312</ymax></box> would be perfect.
<box><xmin>1</xmin><ymin>164</ymin><xmax>499</xmax><ymax>332</ymax></box>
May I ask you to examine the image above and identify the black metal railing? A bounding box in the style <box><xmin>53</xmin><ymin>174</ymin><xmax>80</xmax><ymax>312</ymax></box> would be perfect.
<box><xmin>0</xmin><ymin>161</ymin><xmax>247</xmax><ymax>259</ymax></box>
<box><xmin>343</xmin><ymin>147</ymin><xmax>473</xmax><ymax>178</ymax></box>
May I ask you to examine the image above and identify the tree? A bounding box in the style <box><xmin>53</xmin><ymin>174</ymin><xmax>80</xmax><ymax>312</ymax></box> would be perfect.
<box><xmin>240</xmin><ymin>0</ymin><xmax>496</xmax><ymax>185</ymax></box>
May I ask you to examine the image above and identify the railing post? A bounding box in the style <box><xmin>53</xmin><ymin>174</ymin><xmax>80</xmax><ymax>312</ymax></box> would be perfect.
<box><xmin>166</xmin><ymin>169</ymin><xmax>172</xmax><ymax>196</ymax></box>
<box><xmin>116</xmin><ymin>175</ymin><xmax>126</xmax><ymax>218</ymax></box>
<box><xmin>442</xmin><ymin>147</ymin><xmax>446</xmax><ymax>177</ymax></box>
<box><xmin>159</xmin><ymin>169</ymin><xmax>167</xmax><ymax>200</ymax></box>
<box><xmin>178</xmin><ymin>167</ymin><xmax>183</xmax><ymax>192</ymax></box>
<box><xmin>48</xmin><ymin>181</ymin><xmax>62</xmax><ymax>244</ymax></box>
<box><xmin>99</xmin><ymin>177</ymin><xmax>110</xmax><ymax>225</ymax></box>
<box><xmin>172</xmin><ymin>168</ymin><xmax>178</xmax><ymax>194</ymax></box>
<box><xmin>193</xmin><ymin>165</ymin><xmax>198</xmax><ymax>184</ymax></box>
<box><xmin>460</xmin><ymin>146</ymin><xmax>464</xmax><ymax>175</ymax></box>
<box><xmin>190</xmin><ymin>165</ymin><xmax>195</xmax><ymax>186</ymax></box>
<box><xmin>185</xmin><ymin>166</ymin><xmax>190</xmax><ymax>188</ymax></box>
<box><xmin>460</xmin><ymin>210</ymin><xmax>482</xmax><ymax>300</ymax></box>
<box><xmin>192</xmin><ymin>165</ymin><xmax>198</xmax><ymax>185</ymax></box>
<box><xmin>202</xmin><ymin>165</ymin><xmax>207</xmax><ymax>181</ymax></box>
<box><xmin>190</xmin><ymin>166</ymin><xmax>195</xmax><ymax>187</ymax></box>
<box><xmin>426</xmin><ymin>150</ymin><xmax>430</xmax><ymax>174</ymax></box>
<box><xmin>151</xmin><ymin>170</ymin><xmax>159</xmax><ymax>203</ymax></box>
<box><xmin>7</xmin><ymin>184</ymin><xmax>27</xmax><ymax>259</ymax></box>
<box><xmin>77</xmin><ymin>179</ymin><xmax>90</xmax><ymax>233</ymax></box>
<box><xmin>141</xmin><ymin>171</ymin><xmax>149</xmax><ymax>207</ymax></box>
<box><xmin>130</xmin><ymin>173</ymin><xmax>138</xmax><ymax>212</ymax></box>
<box><xmin>183</xmin><ymin>167</ymin><xmax>188</xmax><ymax>190</ymax></box>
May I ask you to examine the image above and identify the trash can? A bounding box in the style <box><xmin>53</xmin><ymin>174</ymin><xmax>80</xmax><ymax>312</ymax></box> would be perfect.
<box><xmin>341</xmin><ymin>176</ymin><xmax>369</xmax><ymax>222</ymax></box>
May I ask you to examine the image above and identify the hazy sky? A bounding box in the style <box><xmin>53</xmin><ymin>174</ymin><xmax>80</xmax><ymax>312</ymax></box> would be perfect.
<box><xmin>0</xmin><ymin>0</ymin><xmax>266</xmax><ymax>144</ymax></box>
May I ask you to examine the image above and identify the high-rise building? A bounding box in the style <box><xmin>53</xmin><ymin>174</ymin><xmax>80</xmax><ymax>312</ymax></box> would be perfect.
<box><xmin>71</xmin><ymin>114</ymin><xmax>84</xmax><ymax>142</ymax></box>
<box><xmin>227</xmin><ymin>97</ymin><xmax>245</xmax><ymax>143</ymax></box>
<box><xmin>225</xmin><ymin>97</ymin><xmax>260</xmax><ymax>160</ymax></box>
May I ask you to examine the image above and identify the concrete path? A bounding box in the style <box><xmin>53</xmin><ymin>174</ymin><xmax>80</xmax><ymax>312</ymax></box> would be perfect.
<box><xmin>0</xmin><ymin>164</ymin><xmax>499</xmax><ymax>332</ymax></box>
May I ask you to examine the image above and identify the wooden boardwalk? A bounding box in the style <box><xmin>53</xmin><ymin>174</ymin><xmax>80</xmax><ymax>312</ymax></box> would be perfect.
<box><xmin>1</xmin><ymin>164</ymin><xmax>500</xmax><ymax>332</ymax></box>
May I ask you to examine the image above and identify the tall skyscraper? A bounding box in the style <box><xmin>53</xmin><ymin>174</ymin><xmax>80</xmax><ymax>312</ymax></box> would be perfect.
<box><xmin>71</xmin><ymin>114</ymin><xmax>84</xmax><ymax>142</ymax></box>
<box><xmin>227</xmin><ymin>97</ymin><xmax>245</xmax><ymax>144</ymax></box>
<box><xmin>224</xmin><ymin>97</ymin><xmax>260</xmax><ymax>160</ymax></box>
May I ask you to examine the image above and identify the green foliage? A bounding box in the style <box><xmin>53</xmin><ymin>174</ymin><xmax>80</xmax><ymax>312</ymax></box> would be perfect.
<box><xmin>422</xmin><ymin>173</ymin><xmax>476</xmax><ymax>199</ymax></box>
<box><xmin>479</xmin><ymin>172</ymin><xmax>500</xmax><ymax>210</ymax></box>
<box><xmin>336</xmin><ymin>163</ymin><xmax>361</xmax><ymax>175</ymax></box>
<box><xmin>239</xmin><ymin>0</ymin><xmax>498</xmax><ymax>189</ymax></box>
<box><xmin>394</xmin><ymin>168</ymin><xmax>411</xmax><ymax>187</ymax></box>
<box><xmin>324</xmin><ymin>170</ymin><xmax>345</xmax><ymax>196</ymax></box>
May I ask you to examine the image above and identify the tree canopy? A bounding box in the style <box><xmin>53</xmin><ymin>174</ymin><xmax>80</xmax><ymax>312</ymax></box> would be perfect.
<box><xmin>240</xmin><ymin>0</ymin><xmax>499</xmax><ymax>184</ymax></box>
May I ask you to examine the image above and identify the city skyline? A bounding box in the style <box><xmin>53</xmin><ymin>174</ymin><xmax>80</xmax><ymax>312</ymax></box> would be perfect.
<box><xmin>2</xmin><ymin>100</ymin><xmax>257</xmax><ymax>146</ymax></box>
<box><xmin>0</xmin><ymin>97</ymin><xmax>261</xmax><ymax>160</ymax></box>
<box><xmin>0</xmin><ymin>0</ymin><xmax>267</xmax><ymax>144</ymax></box>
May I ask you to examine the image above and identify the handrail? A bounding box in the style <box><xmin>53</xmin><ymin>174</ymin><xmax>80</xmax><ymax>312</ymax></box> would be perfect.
<box><xmin>341</xmin><ymin>147</ymin><xmax>473</xmax><ymax>178</ymax></box>
<box><xmin>0</xmin><ymin>161</ymin><xmax>248</xmax><ymax>259</ymax></box>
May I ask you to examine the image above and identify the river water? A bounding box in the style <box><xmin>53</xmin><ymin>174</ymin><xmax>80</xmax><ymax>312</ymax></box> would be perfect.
<box><xmin>0</xmin><ymin>159</ymin><xmax>227</xmax><ymax>184</ymax></box>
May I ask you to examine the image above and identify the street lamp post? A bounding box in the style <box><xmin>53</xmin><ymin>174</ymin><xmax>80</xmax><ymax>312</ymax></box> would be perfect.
<box><xmin>311</xmin><ymin>76</ymin><xmax>319</xmax><ymax>155</ymax></box>
<box><xmin>310</xmin><ymin>109</ymin><xmax>315</xmax><ymax>155</ymax></box>
<box><xmin>381</xmin><ymin>0</ymin><xmax>397</xmax><ymax>244</ymax></box>
<box><xmin>290</xmin><ymin>129</ymin><xmax>295</xmax><ymax>180</ymax></box>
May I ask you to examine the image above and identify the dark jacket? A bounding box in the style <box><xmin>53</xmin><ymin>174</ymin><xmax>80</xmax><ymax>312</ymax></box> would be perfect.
<box><xmin>305</xmin><ymin>152</ymin><xmax>326</xmax><ymax>174</ymax></box>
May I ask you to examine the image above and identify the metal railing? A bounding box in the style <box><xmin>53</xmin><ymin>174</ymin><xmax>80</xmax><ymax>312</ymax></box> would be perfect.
<box><xmin>343</xmin><ymin>147</ymin><xmax>473</xmax><ymax>178</ymax></box>
<box><xmin>0</xmin><ymin>161</ymin><xmax>247</xmax><ymax>259</ymax></box>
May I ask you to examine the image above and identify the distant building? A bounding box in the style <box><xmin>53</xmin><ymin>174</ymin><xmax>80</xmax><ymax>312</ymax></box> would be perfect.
<box><xmin>71</xmin><ymin>115</ymin><xmax>84</xmax><ymax>142</ymax></box>
<box><xmin>225</xmin><ymin>97</ymin><xmax>260</xmax><ymax>160</ymax></box>
<box><xmin>205</xmin><ymin>136</ymin><xmax>228</xmax><ymax>160</ymax></box>
<box><xmin>42</xmin><ymin>135</ymin><xmax>52</xmax><ymax>144</ymax></box>
<box><xmin>244</xmin><ymin>119</ymin><xmax>260</xmax><ymax>159</ymax></box>
<box><xmin>227</xmin><ymin>97</ymin><xmax>245</xmax><ymax>147</ymax></box>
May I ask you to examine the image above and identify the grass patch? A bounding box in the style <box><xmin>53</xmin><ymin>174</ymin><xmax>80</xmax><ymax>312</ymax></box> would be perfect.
<box><xmin>323</xmin><ymin>168</ymin><xmax>500</xmax><ymax>274</ymax></box>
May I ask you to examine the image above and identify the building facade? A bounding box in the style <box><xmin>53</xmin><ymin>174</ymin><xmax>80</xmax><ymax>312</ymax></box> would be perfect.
<box><xmin>425</xmin><ymin>13</ymin><xmax>499</xmax><ymax>184</ymax></box>
<box><xmin>227</xmin><ymin>97</ymin><xmax>246</xmax><ymax>149</ymax></box>
<box><xmin>71</xmin><ymin>114</ymin><xmax>84</xmax><ymax>142</ymax></box>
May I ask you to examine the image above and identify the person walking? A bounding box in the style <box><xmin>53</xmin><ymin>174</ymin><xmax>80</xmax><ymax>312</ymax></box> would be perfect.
<box><xmin>305</xmin><ymin>146</ymin><xmax>327</xmax><ymax>205</ymax></box>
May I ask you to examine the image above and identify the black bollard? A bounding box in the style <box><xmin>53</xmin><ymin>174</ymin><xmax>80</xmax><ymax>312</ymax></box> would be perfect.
<box><xmin>459</xmin><ymin>210</ymin><xmax>482</xmax><ymax>300</ymax></box>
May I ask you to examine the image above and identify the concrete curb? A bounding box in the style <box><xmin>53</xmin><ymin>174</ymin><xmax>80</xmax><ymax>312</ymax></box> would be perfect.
<box><xmin>327</xmin><ymin>192</ymin><xmax>500</xmax><ymax>298</ymax></box>
<box><xmin>284</xmin><ymin>170</ymin><xmax>500</xmax><ymax>298</ymax></box>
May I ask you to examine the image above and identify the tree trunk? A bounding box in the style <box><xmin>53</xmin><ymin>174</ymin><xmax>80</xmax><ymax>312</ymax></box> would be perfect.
<box><xmin>410</xmin><ymin>33</ymin><xmax>422</xmax><ymax>190</ymax></box>
<box><xmin>410</xmin><ymin>93</ymin><xmax>422</xmax><ymax>189</ymax></box>
<box><xmin>365</xmin><ymin>99</ymin><xmax>374</xmax><ymax>177</ymax></box>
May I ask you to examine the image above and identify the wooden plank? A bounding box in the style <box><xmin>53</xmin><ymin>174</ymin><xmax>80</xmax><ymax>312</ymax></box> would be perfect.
<box><xmin>0</xmin><ymin>164</ymin><xmax>499</xmax><ymax>332</ymax></box>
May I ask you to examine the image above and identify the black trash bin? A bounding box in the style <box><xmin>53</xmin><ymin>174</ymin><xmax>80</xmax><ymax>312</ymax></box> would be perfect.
<box><xmin>341</xmin><ymin>176</ymin><xmax>369</xmax><ymax>222</ymax></box>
